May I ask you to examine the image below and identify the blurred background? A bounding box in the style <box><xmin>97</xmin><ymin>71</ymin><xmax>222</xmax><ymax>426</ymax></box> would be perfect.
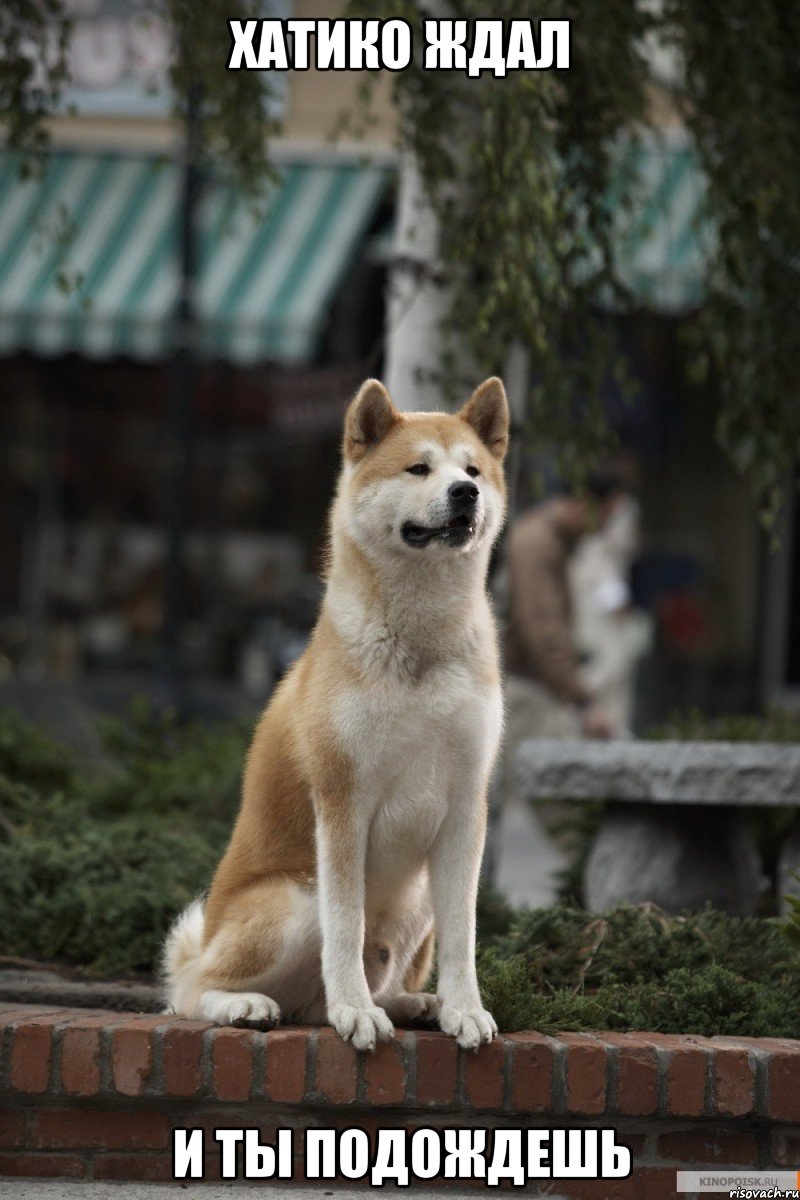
<box><xmin>0</xmin><ymin>1</ymin><xmax>797</xmax><ymax>743</ymax></box>
<box><xmin>2</xmin><ymin>0</ymin><xmax>399</xmax><ymax>731</ymax></box>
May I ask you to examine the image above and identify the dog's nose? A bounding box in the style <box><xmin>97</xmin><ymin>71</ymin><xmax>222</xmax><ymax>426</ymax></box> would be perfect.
<box><xmin>448</xmin><ymin>480</ymin><xmax>479</xmax><ymax>508</ymax></box>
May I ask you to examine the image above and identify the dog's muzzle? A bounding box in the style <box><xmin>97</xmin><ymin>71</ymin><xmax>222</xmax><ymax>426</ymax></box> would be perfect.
<box><xmin>401</xmin><ymin>482</ymin><xmax>480</xmax><ymax>548</ymax></box>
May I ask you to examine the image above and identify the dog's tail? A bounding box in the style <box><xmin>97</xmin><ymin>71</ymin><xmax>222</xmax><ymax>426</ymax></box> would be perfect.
<box><xmin>161</xmin><ymin>898</ymin><xmax>206</xmax><ymax>1014</ymax></box>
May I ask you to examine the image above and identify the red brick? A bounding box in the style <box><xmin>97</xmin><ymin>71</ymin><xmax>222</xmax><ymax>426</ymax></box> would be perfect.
<box><xmin>52</xmin><ymin>1008</ymin><xmax>120</xmax><ymax>1023</ymax></box>
<box><xmin>211</xmin><ymin>1027</ymin><xmax>254</xmax><ymax>1102</ymax></box>
<box><xmin>62</xmin><ymin>1012</ymin><xmax>121</xmax><ymax>1033</ymax></box>
<box><xmin>712</xmin><ymin>1047</ymin><xmax>755</xmax><ymax>1117</ymax></box>
<box><xmin>741</xmin><ymin>1036</ymin><xmax>800</xmax><ymax>1053</ymax></box>
<box><xmin>712</xmin><ymin>1035</ymin><xmax>783</xmax><ymax>1051</ymax></box>
<box><xmin>771</xmin><ymin>1128</ymin><xmax>800</xmax><ymax>1166</ymax></box>
<box><xmin>291</xmin><ymin>1154</ymin><xmax>312</xmax><ymax>1183</ymax></box>
<box><xmin>0</xmin><ymin>1152</ymin><xmax>86</xmax><ymax>1178</ymax></box>
<box><xmin>60</xmin><ymin>1026</ymin><xmax>102</xmax><ymax>1097</ymax></box>
<box><xmin>555</xmin><ymin>1176</ymin><xmax>641</xmax><ymax>1200</ymax></box>
<box><xmin>769</xmin><ymin>1048</ymin><xmax>800</xmax><ymax>1122</ymax></box>
<box><xmin>185</xmin><ymin>1110</ymin><xmax>249</xmax><ymax>1136</ymax></box>
<box><xmin>634</xmin><ymin>1032</ymin><xmax>709</xmax><ymax>1118</ymax></box>
<box><xmin>618</xmin><ymin>1051</ymin><xmax>662</xmax><ymax>1113</ymax></box>
<box><xmin>641</xmin><ymin>1166</ymin><xmax>682</xmax><ymax>1200</ymax></box>
<box><xmin>28</xmin><ymin>1003</ymin><xmax>115</xmax><ymax>1022</ymax></box>
<box><xmin>264</xmin><ymin>1029</ymin><xmax>308</xmax><ymax>1103</ymax></box>
<box><xmin>252</xmin><ymin>1120</ymin><xmax>286</xmax><ymax>1143</ymax></box>
<box><xmin>415</xmin><ymin>1032</ymin><xmax>458</xmax><ymax>1106</ymax></box>
<box><xmin>94</xmin><ymin>1154</ymin><xmax>175</xmax><ymax>1182</ymax></box>
<box><xmin>667</xmin><ymin>1047</ymin><xmax>707</xmax><ymax>1117</ymax></box>
<box><xmin>202</xmin><ymin>1154</ymin><xmax>225</xmax><ymax>1182</ymax></box>
<box><xmin>162</xmin><ymin>1022</ymin><xmax>207</xmax><ymax>1097</ymax></box>
<box><xmin>314</xmin><ymin>1028</ymin><xmax>358</xmax><ymax>1104</ymax></box>
<box><xmin>0</xmin><ymin>1005</ymin><xmax>64</xmax><ymax>1024</ymax></box>
<box><xmin>331</xmin><ymin>1114</ymin><xmax>383</xmax><ymax>1154</ymax></box>
<box><xmin>658</xmin><ymin>1128</ymin><xmax>758</xmax><ymax>1166</ymax></box>
<box><xmin>364</xmin><ymin>1035</ymin><xmax>408</xmax><ymax>1105</ymax></box>
<box><xmin>464</xmin><ymin>1035</ymin><xmax>506</xmax><ymax>1110</ymax></box>
<box><xmin>31</xmin><ymin>1108</ymin><xmax>169</xmax><ymax>1151</ymax></box>
<box><xmin>10</xmin><ymin>1016</ymin><xmax>63</xmax><ymax>1093</ymax></box>
<box><xmin>508</xmin><ymin>1033</ymin><xmax>554</xmax><ymax>1113</ymax></box>
<box><xmin>111</xmin><ymin>1025</ymin><xmax>155</xmax><ymax>1096</ymax></box>
<box><xmin>562</xmin><ymin>1033</ymin><xmax>606</xmax><ymax>1115</ymax></box>
<box><xmin>618</xmin><ymin>1132</ymin><xmax>647</xmax><ymax>1158</ymax></box>
<box><xmin>0</xmin><ymin>1107</ymin><xmax>25</xmax><ymax>1148</ymax></box>
<box><xmin>603</xmin><ymin>1034</ymin><xmax>658</xmax><ymax>1116</ymax></box>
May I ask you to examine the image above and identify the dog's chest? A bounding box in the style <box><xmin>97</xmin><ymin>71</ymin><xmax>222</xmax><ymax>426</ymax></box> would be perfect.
<box><xmin>332</xmin><ymin>660</ymin><xmax>501</xmax><ymax>877</ymax></box>
<box><xmin>335</xmin><ymin>659</ymin><xmax>495</xmax><ymax>777</ymax></box>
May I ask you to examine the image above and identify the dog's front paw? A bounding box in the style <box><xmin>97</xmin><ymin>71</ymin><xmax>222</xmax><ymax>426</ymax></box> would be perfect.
<box><xmin>199</xmin><ymin>989</ymin><xmax>281</xmax><ymax>1029</ymax></box>
<box><xmin>329</xmin><ymin>1003</ymin><xmax>394</xmax><ymax>1051</ymax></box>
<box><xmin>438</xmin><ymin>1002</ymin><xmax>497</xmax><ymax>1050</ymax></box>
<box><xmin>384</xmin><ymin>992</ymin><xmax>440</xmax><ymax>1025</ymax></box>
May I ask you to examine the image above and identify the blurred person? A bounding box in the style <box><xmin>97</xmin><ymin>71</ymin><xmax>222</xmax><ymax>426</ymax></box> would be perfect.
<box><xmin>570</xmin><ymin>490</ymin><xmax>653</xmax><ymax>733</ymax></box>
<box><xmin>489</xmin><ymin>469</ymin><xmax>628</xmax><ymax>909</ymax></box>
<box><xmin>504</xmin><ymin>468</ymin><xmax>627</xmax><ymax>743</ymax></box>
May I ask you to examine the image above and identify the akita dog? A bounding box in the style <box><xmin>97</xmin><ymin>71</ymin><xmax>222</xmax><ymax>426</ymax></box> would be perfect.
<box><xmin>163</xmin><ymin>376</ymin><xmax>509</xmax><ymax>1051</ymax></box>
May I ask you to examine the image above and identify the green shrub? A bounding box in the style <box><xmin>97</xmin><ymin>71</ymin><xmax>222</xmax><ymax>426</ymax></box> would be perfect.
<box><xmin>0</xmin><ymin>701</ymin><xmax>246</xmax><ymax>975</ymax></box>
<box><xmin>785</xmin><ymin>874</ymin><xmax>800</xmax><ymax>954</ymax></box>
<box><xmin>0</xmin><ymin>707</ymin><xmax>74</xmax><ymax>791</ymax></box>
<box><xmin>90</xmin><ymin>697</ymin><xmax>248</xmax><ymax>819</ymax></box>
<box><xmin>0</xmin><ymin>812</ymin><xmax>226</xmax><ymax>974</ymax></box>
<box><xmin>475</xmin><ymin>903</ymin><xmax>800</xmax><ymax>1037</ymax></box>
<box><xmin>494</xmin><ymin>903</ymin><xmax>794</xmax><ymax>989</ymax></box>
<box><xmin>648</xmin><ymin>707</ymin><xmax>800</xmax><ymax>743</ymax></box>
<box><xmin>478</xmin><ymin>958</ymin><xmax>799</xmax><ymax>1040</ymax></box>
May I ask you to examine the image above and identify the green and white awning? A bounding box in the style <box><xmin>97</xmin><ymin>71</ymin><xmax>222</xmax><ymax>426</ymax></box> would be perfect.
<box><xmin>611</xmin><ymin>133</ymin><xmax>711</xmax><ymax>312</ymax></box>
<box><xmin>0</xmin><ymin>135</ymin><xmax>709</xmax><ymax>362</ymax></box>
<box><xmin>0</xmin><ymin>152</ymin><xmax>389</xmax><ymax>363</ymax></box>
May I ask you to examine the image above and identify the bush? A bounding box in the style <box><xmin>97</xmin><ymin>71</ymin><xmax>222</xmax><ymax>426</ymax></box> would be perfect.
<box><xmin>89</xmin><ymin>697</ymin><xmax>248</xmax><ymax>819</ymax></box>
<box><xmin>0</xmin><ymin>814</ymin><xmax>225</xmax><ymax>974</ymax></box>
<box><xmin>649</xmin><ymin>707</ymin><xmax>800</xmax><ymax>743</ymax></box>
<box><xmin>0</xmin><ymin>708</ymin><xmax>74</xmax><ymax>792</ymax></box>
<box><xmin>0</xmin><ymin>701</ymin><xmax>247</xmax><ymax>974</ymax></box>
<box><xmin>475</xmin><ymin>898</ymin><xmax>800</xmax><ymax>1037</ymax></box>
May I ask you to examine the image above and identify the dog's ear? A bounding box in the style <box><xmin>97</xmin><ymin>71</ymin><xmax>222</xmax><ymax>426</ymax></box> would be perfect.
<box><xmin>459</xmin><ymin>377</ymin><xmax>509</xmax><ymax>460</ymax></box>
<box><xmin>344</xmin><ymin>379</ymin><xmax>400</xmax><ymax>462</ymax></box>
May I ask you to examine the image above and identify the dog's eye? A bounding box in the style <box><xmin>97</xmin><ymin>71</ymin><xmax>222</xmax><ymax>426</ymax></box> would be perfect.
<box><xmin>406</xmin><ymin>463</ymin><xmax>430</xmax><ymax>476</ymax></box>
<box><xmin>466</xmin><ymin>465</ymin><xmax>480</xmax><ymax>478</ymax></box>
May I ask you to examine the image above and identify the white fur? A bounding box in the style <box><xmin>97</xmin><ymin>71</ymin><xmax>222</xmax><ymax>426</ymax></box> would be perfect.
<box><xmin>161</xmin><ymin>897</ymin><xmax>204</xmax><ymax>994</ymax></box>
<box><xmin>199</xmin><ymin>989</ymin><xmax>280</xmax><ymax>1027</ymax></box>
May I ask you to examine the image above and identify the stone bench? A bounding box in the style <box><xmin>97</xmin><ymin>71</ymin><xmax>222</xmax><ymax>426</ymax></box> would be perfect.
<box><xmin>516</xmin><ymin>740</ymin><xmax>800</xmax><ymax>914</ymax></box>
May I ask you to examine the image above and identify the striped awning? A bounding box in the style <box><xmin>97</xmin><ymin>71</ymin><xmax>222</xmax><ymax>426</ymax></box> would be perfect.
<box><xmin>0</xmin><ymin>152</ymin><xmax>389</xmax><ymax>363</ymax></box>
<box><xmin>611</xmin><ymin>133</ymin><xmax>711</xmax><ymax>313</ymax></box>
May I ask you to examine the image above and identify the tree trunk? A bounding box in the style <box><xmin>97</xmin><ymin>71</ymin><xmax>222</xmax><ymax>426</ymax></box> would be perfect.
<box><xmin>383</xmin><ymin>151</ymin><xmax>451</xmax><ymax>412</ymax></box>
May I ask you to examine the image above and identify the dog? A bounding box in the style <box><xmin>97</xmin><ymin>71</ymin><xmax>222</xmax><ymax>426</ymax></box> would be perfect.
<box><xmin>163</xmin><ymin>376</ymin><xmax>509</xmax><ymax>1051</ymax></box>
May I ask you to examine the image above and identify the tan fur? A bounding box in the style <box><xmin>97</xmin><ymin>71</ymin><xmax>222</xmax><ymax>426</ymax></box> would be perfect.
<box><xmin>403</xmin><ymin>928</ymin><xmax>436</xmax><ymax>993</ymax></box>
<box><xmin>163</xmin><ymin>377</ymin><xmax>509</xmax><ymax>1050</ymax></box>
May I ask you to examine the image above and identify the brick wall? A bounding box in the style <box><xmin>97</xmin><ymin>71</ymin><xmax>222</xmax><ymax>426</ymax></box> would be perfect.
<box><xmin>1</xmin><ymin>1004</ymin><xmax>799</xmax><ymax>1196</ymax></box>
